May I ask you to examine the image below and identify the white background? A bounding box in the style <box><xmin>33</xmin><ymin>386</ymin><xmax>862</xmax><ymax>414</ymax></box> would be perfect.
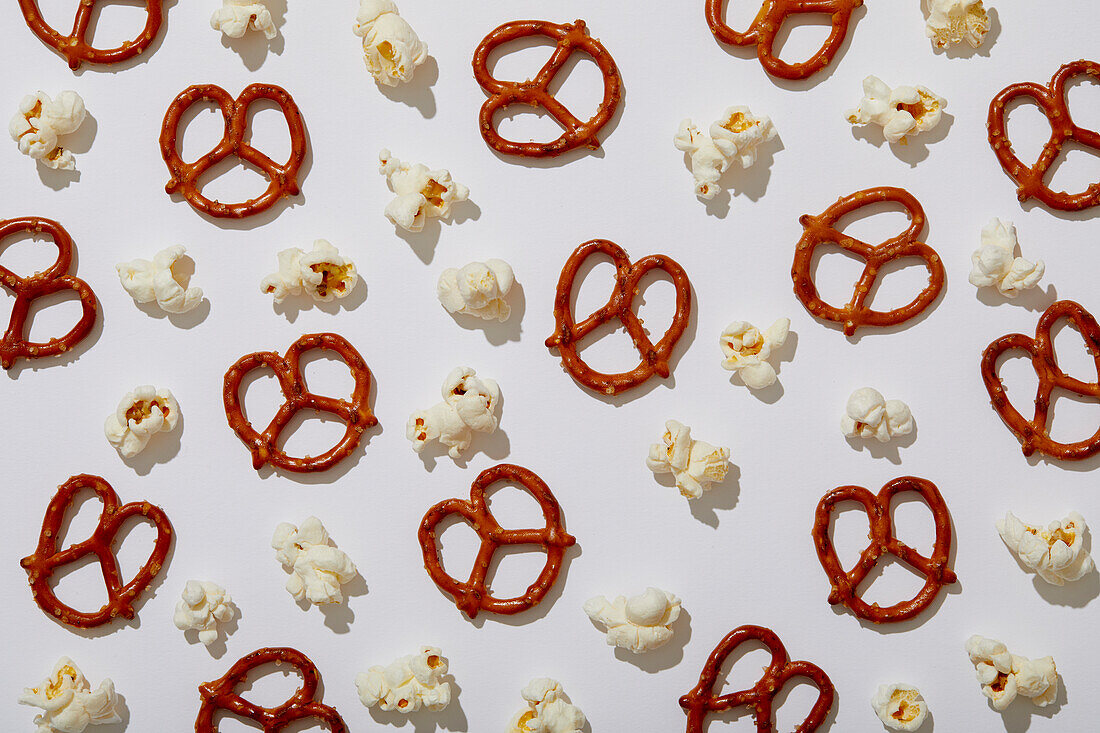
<box><xmin>1</xmin><ymin>1</ymin><xmax>1099</xmax><ymax>731</ymax></box>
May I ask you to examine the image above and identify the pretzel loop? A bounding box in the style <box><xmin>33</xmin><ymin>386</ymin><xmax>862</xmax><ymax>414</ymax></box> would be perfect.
<box><xmin>17</xmin><ymin>0</ymin><xmax>164</xmax><ymax>70</ymax></box>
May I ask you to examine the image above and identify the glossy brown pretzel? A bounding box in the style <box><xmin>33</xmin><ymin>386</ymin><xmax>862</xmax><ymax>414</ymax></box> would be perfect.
<box><xmin>680</xmin><ymin>625</ymin><xmax>834</xmax><ymax>732</ymax></box>
<box><xmin>20</xmin><ymin>474</ymin><xmax>173</xmax><ymax>629</ymax></box>
<box><xmin>988</xmin><ymin>60</ymin><xmax>1100</xmax><ymax>212</ymax></box>
<box><xmin>196</xmin><ymin>647</ymin><xmax>347</xmax><ymax>732</ymax></box>
<box><xmin>223</xmin><ymin>333</ymin><xmax>377</xmax><ymax>473</ymax></box>
<box><xmin>705</xmin><ymin>0</ymin><xmax>864</xmax><ymax>80</ymax></box>
<box><xmin>812</xmin><ymin>476</ymin><xmax>957</xmax><ymax>624</ymax></box>
<box><xmin>17</xmin><ymin>0</ymin><xmax>164</xmax><ymax>70</ymax></box>
<box><xmin>160</xmin><ymin>83</ymin><xmax>306</xmax><ymax>219</ymax></box>
<box><xmin>472</xmin><ymin>19</ymin><xmax>622</xmax><ymax>157</ymax></box>
<box><xmin>546</xmin><ymin>239</ymin><xmax>692</xmax><ymax>396</ymax></box>
<box><xmin>981</xmin><ymin>300</ymin><xmax>1100</xmax><ymax>460</ymax></box>
<box><xmin>419</xmin><ymin>464</ymin><xmax>576</xmax><ymax>619</ymax></box>
<box><xmin>792</xmin><ymin>186</ymin><xmax>945</xmax><ymax>336</ymax></box>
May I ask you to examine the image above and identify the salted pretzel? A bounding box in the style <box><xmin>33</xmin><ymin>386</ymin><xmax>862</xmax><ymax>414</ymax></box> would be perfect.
<box><xmin>812</xmin><ymin>476</ymin><xmax>957</xmax><ymax>624</ymax></box>
<box><xmin>0</xmin><ymin>217</ymin><xmax>97</xmax><ymax>371</ymax></box>
<box><xmin>472</xmin><ymin>19</ymin><xmax>622</xmax><ymax>157</ymax></box>
<box><xmin>792</xmin><ymin>186</ymin><xmax>945</xmax><ymax>336</ymax></box>
<box><xmin>160</xmin><ymin>83</ymin><xmax>307</xmax><ymax>219</ymax></box>
<box><xmin>17</xmin><ymin>0</ymin><xmax>164</xmax><ymax>70</ymax></box>
<box><xmin>680</xmin><ymin>625</ymin><xmax>834</xmax><ymax>733</ymax></box>
<box><xmin>981</xmin><ymin>300</ymin><xmax>1100</xmax><ymax>461</ymax></box>
<box><xmin>20</xmin><ymin>474</ymin><xmax>173</xmax><ymax>629</ymax></box>
<box><xmin>223</xmin><ymin>333</ymin><xmax>377</xmax><ymax>473</ymax></box>
<box><xmin>546</xmin><ymin>239</ymin><xmax>692</xmax><ymax>396</ymax></box>
<box><xmin>988</xmin><ymin>60</ymin><xmax>1100</xmax><ymax>212</ymax></box>
<box><xmin>705</xmin><ymin>0</ymin><xmax>864</xmax><ymax>81</ymax></box>
<box><xmin>418</xmin><ymin>464</ymin><xmax>576</xmax><ymax>619</ymax></box>
<box><xmin>196</xmin><ymin>647</ymin><xmax>347</xmax><ymax>733</ymax></box>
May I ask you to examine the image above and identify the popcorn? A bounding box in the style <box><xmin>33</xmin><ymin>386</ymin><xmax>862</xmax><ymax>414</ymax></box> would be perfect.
<box><xmin>353</xmin><ymin>0</ymin><xmax>428</xmax><ymax>86</ymax></box>
<box><xmin>116</xmin><ymin>245</ymin><xmax>204</xmax><ymax>314</ymax></box>
<box><xmin>272</xmin><ymin>517</ymin><xmax>358</xmax><ymax>605</ymax></box>
<box><xmin>172</xmin><ymin>580</ymin><xmax>235</xmax><ymax>645</ymax></box>
<box><xmin>210</xmin><ymin>0</ymin><xmax>277</xmax><ymax>39</ymax></box>
<box><xmin>583</xmin><ymin>587</ymin><xmax>681</xmax><ymax>654</ymax></box>
<box><xmin>19</xmin><ymin>658</ymin><xmax>121</xmax><ymax>733</ymax></box>
<box><xmin>9</xmin><ymin>91</ymin><xmax>86</xmax><ymax>170</ymax></box>
<box><xmin>965</xmin><ymin>636</ymin><xmax>1058</xmax><ymax>710</ymax></box>
<box><xmin>406</xmin><ymin>367</ymin><xmax>501</xmax><ymax>459</ymax></box>
<box><xmin>674</xmin><ymin>106</ymin><xmax>776</xmax><ymax>199</ymax></box>
<box><xmin>379</xmin><ymin>149</ymin><xmax>469</xmax><ymax>232</ymax></box>
<box><xmin>841</xmin><ymin>388</ymin><xmax>913</xmax><ymax>443</ymax></box>
<box><xmin>103</xmin><ymin>386</ymin><xmax>179</xmax><ymax>458</ymax></box>
<box><xmin>969</xmin><ymin>219</ymin><xmax>1044</xmax><ymax>297</ymax></box>
<box><xmin>646</xmin><ymin>420</ymin><xmax>730</xmax><ymax>499</ymax></box>
<box><xmin>926</xmin><ymin>0</ymin><xmax>990</xmax><ymax>49</ymax></box>
<box><xmin>437</xmin><ymin>259</ymin><xmax>514</xmax><ymax>322</ymax></box>
<box><xmin>355</xmin><ymin>647</ymin><xmax>452</xmax><ymax>713</ymax></box>
<box><xmin>507</xmin><ymin>679</ymin><xmax>585</xmax><ymax>733</ymax></box>
<box><xmin>260</xmin><ymin>240</ymin><xmax>358</xmax><ymax>303</ymax></box>
<box><xmin>846</xmin><ymin>76</ymin><xmax>946</xmax><ymax>144</ymax></box>
<box><xmin>996</xmin><ymin>511</ymin><xmax>1094</xmax><ymax>586</ymax></box>
<box><xmin>719</xmin><ymin>318</ymin><xmax>790</xmax><ymax>389</ymax></box>
<box><xmin>871</xmin><ymin>683</ymin><xmax>928</xmax><ymax>731</ymax></box>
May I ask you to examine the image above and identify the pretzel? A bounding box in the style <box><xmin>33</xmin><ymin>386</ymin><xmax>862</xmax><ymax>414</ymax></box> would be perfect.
<box><xmin>160</xmin><ymin>83</ymin><xmax>307</xmax><ymax>219</ymax></box>
<box><xmin>981</xmin><ymin>300</ymin><xmax>1100</xmax><ymax>461</ymax></box>
<box><xmin>196</xmin><ymin>647</ymin><xmax>347</xmax><ymax>733</ymax></box>
<box><xmin>792</xmin><ymin>186</ymin><xmax>945</xmax><ymax>336</ymax></box>
<box><xmin>988</xmin><ymin>60</ymin><xmax>1100</xmax><ymax>212</ymax></box>
<box><xmin>472</xmin><ymin>19</ymin><xmax>622</xmax><ymax>158</ymax></box>
<box><xmin>680</xmin><ymin>624</ymin><xmax>834</xmax><ymax>733</ymax></box>
<box><xmin>20</xmin><ymin>474</ymin><xmax>173</xmax><ymax>629</ymax></box>
<box><xmin>418</xmin><ymin>463</ymin><xmax>576</xmax><ymax>619</ymax></box>
<box><xmin>812</xmin><ymin>476</ymin><xmax>957</xmax><ymax>624</ymax></box>
<box><xmin>17</xmin><ymin>0</ymin><xmax>164</xmax><ymax>70</ymax></box>
<box><xmin>705</xmin><ymin>0</ymin><xmax>864</xmax><ymax>81</ymax></box>
<box><xmin>546</xmin><ymin>239</ymin><xmax>692</xmax><ymax>396</ymax></box>
<box><xmin>0</xmin><ymin>217</ymin><xmax>98</xmax><ymax>371</ymax></box>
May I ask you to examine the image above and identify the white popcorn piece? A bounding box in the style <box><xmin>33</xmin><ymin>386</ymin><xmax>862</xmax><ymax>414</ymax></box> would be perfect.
<box><xmin>969</xmin><ymin>219</ymin><xmax>1044</xmax><ymax>297</ymax></box>
<box><xmin>103</xmin><ymin>386</ymin><xmax>179</xmax><ymax>459</ymax></box>
<box><xmin>210</xmin><ymin>0</ymin><xmax>277</xmax><ymax>39</ymax></box>
<box><xmin>965</xmin><ymin>635</ymin><xmax>1058</xmax><ymax>711</ymax></box>
<box><xmin>926</xmin><ymin>0</ymin><xmax>990</xmax><ymax>49</ymax></box>
<box><xmin>507</xmin><ymin>679</ymin><xmax>585</xmax><ymax>733</ymax></box>
<box><xmin>173</xmin><ymin>580</ymin><xmax>235</xmax><ymax>646</ymax></box>
<box><xmin>841</xmin><ymin>388</ymin><xmax>913</xmax><ymax>443</ymax></box>
<box><xmin>355</xmin><ymin>647</ymin><xmax>452</xmax><ymax>713</ymax></box>
<box><xmin>379</xmin><ymin>149</ymin><xmax>469</xmax><ymax>232</ymax></box>
<box><xmin>871</xmin><ymin>683</ymin><xmax>928</xmax><ymax>731</ymax></box>
<box><xmin>353</xmin><ymin>0</ymin><xmax>428</xmax><ymax>86</ymax></box>
<box><xmin>406</xmin><ymin>367</ymin><xmax>501</xmax><ymax>459</ymax></box>
<box><xmin>674</xmin><ymin>120</ymin><xmax>727</xmax><ymax>199</ymax></box>
<box><xmin>437</xmin><ymin>259</ymin><xmax>515</xmax><ymax>322</ymax></box>
<box><xmin>19</xmin><ymin>658</ymin><xmax>121</xmax><ymax>733</ymax></box>
<box><xmin>719</xmin><ymin>318</ymin><xmax>790</xmax><ymax>389</ymax></box>
<box><xmin>646</xmin><ymin>420</ymin><xmax>730</xmax><ymax>500</ymax></box>
<box><xmin>996</xmin><ymin>511</ymin><xmax>1094</xmax><ymax>586</ymax></box>
<box><xmin>116</xmin><ymin>245</ymin><xmax>204</xmax><ymax>314</ymax></box>
<box><xmin>674</xmin><ymin>106</ymin><xmax>776</xmax><ymax>200</ymax></box>
<box><xmin>260</xmin><ymin>239</ymin><xmax>358</xmax><ymax>304</ymax></box>
<box><xmin>272</xmin><ymin>517</ymin><xmax>358</xmax><ymax>606</ymax></box>
<box><xmin>583</xmin><ymin>587</ymin><xmax>682</xmax><ymax>654</ymax></box>
<box><xmin>846</xmin><ymin>76</ymin><xmax>946</xmax><ymax>144</ymax></box>
<box><xmin>9</xmin><ymin>91</ymin><xmax>86</xmax><ymax>170</ymax></box>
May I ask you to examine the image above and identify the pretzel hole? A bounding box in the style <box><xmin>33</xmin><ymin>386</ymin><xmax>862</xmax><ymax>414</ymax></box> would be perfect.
<box><xmin>996</xmin><ymin>349</ymin><xmax>1041</xmax><ymax>409</ymax></box>
<box><xmin>435</xmin><ymin>517</ymin><xmax>484</xmax><ymax>584</ymax></box>
<box><xmin>1045</xmin><ymin>142</ymin><xmax>1100</xmax><ymax>196</ymax></box>
<box><xmin>196</xmin><ymin>155</ymin><xmax>282</xmax><ymax>209</ymax></box>
<box><xmin>831</xmin><ymin>205</ymin><xmax>913</xmax><ymax>245</ymax></box>
<box><xmin>246</xmin><ymin>101</ymin><xmax>294</xmax><ymax>164</ymax></box>
<box><xmin>112</xmin><ymin>517</ymin><xmax>160</xmax><ymax>585</ymax></box>
<box><xmin>485</xmin><ymin>484</ymin><xmax>547</xmax><ymax>530</ymax></box>
<box><xmin>179</xmin><ymin>104</ymin><xmax>229</xmax><ymax>165</ymax></box>
<box><xmin>54</xmin><ymin>488</ymin><xmax>107</xmax><ymax>553</ymax></box>
<box><xmin>36</xmin><ymin>0</ymin><xmax>85</xmax><ymax>34</ymax></box>
<box><xmin>863</xmin><ymin>257</ymin><xmax>937</xmax><ymax>312</ymax></box>
<box><xmin>278</xmin><ymin>413</ymin><xmax>350</xmax><ymax>459</ymax></box>
<box><xmin>0</xmin><ymin>230</ymin><xmax>62</xmax><ymax>277</ymax></box>
<box><xmin>1001</xmin><ymin>97</ymin><xmax>1058</xmax><ymax>169</ymax></box>
<box><xmin>545</xmin><ymin>52</ymin><xmax>606</xmax><ymax>124</ymax></box>
<box><xmin>807</xmin><ymin>244</ymin><xmax>868</xmax><ymax>305</ymax></box>
<box><xmin>892</xmin><ymin>496</ymin><xmax>937</xmax><ymax>553</ymax></box>
<box><xmin>81</xmin><ymin>0</ymin><xmax>152</xmax><ymax>49</ymax></box>
<box><xmin>482</xmin><ymin>544</ymin><xmax>553</xmax><ymax>600</ymax></box>
<box><xmin>240</xmin><ymin>369</ymin><xmax>285</xmax><ymax>433</ymax></box>
<box><xmin>495</xmin><ymin>106</ymin><xmax>574</xmax><ymax>145</ymax></box>
<box><xmin>1048</xmin><ymin>388</ymin><xmax>1100</xmax><ymax>444</ymax></box>
<box><xmin>828</xmin><ymin>503</ymin><xmax>873</xmax><ymax>573</ymax></box>
<box><xmin>772</xmin><ymin>677</ymin><xmax>829</xmax><ymax>731</ymax></box>
<box><xmin>300</xmin><ymin>351</ymin><xmax>356</xmax><ymax>398</ymax></box>
<box><xmin>712</xmin><ymin>0</ymin><xmax>769</xmax><ymax>30</ymax></box>
<box><xmin>1052</xmin><ymin>318</ymin><xmax>1100</xmax><ymax>384</ymax></box>
<box><xmin>221</xmin><ymin>662</ymin><xmax>309</xmax><ymax>710</ymax></box>
<box><xmin>24</xmin><ymin>289</ymin><xmax>88</xmax><ymax>344</ymax></box>
<box><xmin>857</xmin><ymin>556</ymin><xmax>933</xmax><ymax>608</ymax></box>
<box><xmin>48</xmin><ymin>557</ymin><xmax>110</xmax><ymax>615</ymax></box>
<box><xmin>770</xmin><ymin>14</ymin><xmax>837</xmax><ymax>68</ymax></box>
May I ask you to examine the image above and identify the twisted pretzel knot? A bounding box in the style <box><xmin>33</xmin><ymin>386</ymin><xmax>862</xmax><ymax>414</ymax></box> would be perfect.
<box><xmin>988</xmin><ymin>60</ymin><xmax>1100</xmax><ymax>212</ymax></box>
<box><xmin>0</xmin><ymin>217</ymin><xmax>97</xmax><ymax>371</ymax></box>
<box><xmin>20</xmin><ymin>474</ymin><xmax>173</xmax><ymax>629</ymax></box>
<box><xmin>160</xmin><ymin>83</ymin><xmax>307</xmax><ymax>219</ymax></box>
<box><xmin>418</xmin><ymin>464</ymin><xmax>576</xmax><ymax>619</ymax></box>
<box><xmin>17</xmin><ymin>0</ymin><xmax>164</xmax><ymax>70</ymax></box>
<box><xmin>196</xmin><ymin>647</ymin><xmax>347</xmax><ymax>733</ymax></box>
<box><xmin>704</xmin><ymin>0</ymin><xmax>864</xmax><ymax>80</ymax></box>
<box><xmin>472</xmin><ymin>19</ymin><xmax>622</xmax><ymax>158</ymax></box>
<box><xmin>546</xmin><ymin>239</ymin><xmax>692</xmax><ymax>396</ymax></box>
<box><xmin>792</xmin><ymin>186</ymin><xmax>945</xmax><ymax>336</ymax></box>
<box><xmin>812</xmin><ymin>476</ymin><xmax>957</xmax><ymax>624</ymax></box>
<box><xmin>981</xmin><ymin>300</ymin><xmax>1100</xmax><ymax>461</ymax></box>
<box><xmin>223</xmin><ymin>333</ymin><xmax>377</xmax><ymax>473</ymax></box>
<box><xmin>680</xmin><ymin>625</ymin><xmax>834</xmax><ymax>733</ymax></box>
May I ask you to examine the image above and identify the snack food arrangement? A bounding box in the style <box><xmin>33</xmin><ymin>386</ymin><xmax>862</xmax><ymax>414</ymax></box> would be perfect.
<box><xmin>2</xmin><ymin>1</ymin><xmax>1098</xmax><ymax>730</ymax></box>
